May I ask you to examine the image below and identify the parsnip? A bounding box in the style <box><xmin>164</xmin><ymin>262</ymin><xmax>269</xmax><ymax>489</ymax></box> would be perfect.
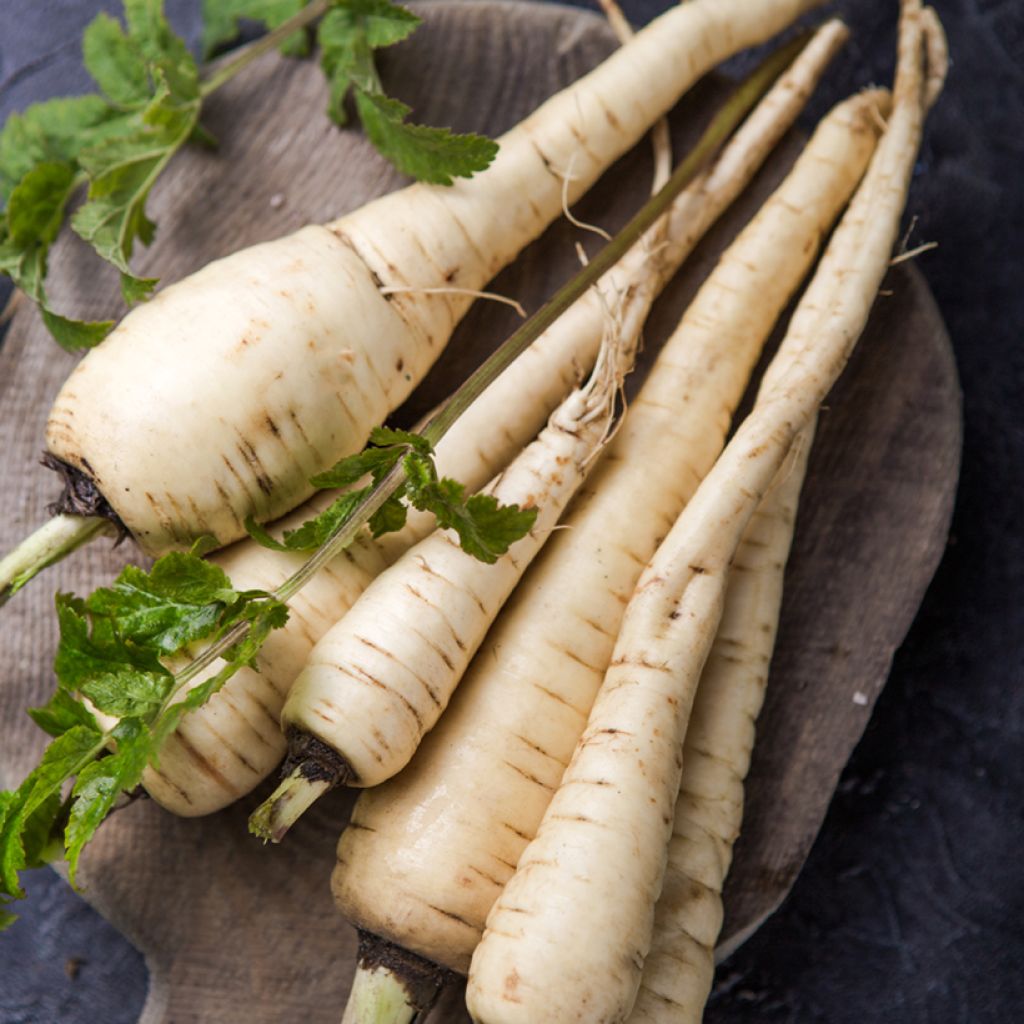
<box><xmin>627</xmin><ymin>422</ymin><xmax>814</xmax><ymax>1024</ymax></box>
<box><xmin>139</xmin><ymin>18</ymin><xmax>851</xmax><ymax>819</ymax></box>
<box><xmin>15</xmin><ymin>0</ymin><xmax>820</xmax><ymax>569</ymax></box>
<box><xmin>468</xmin><ymin>7</ymin><xmax>946</xmax><ymax>1020</ymax></box>
<box><xmin>331</xmin><ymin>68</ymin><xmax>883</xmax><ymax>998</ymax></box>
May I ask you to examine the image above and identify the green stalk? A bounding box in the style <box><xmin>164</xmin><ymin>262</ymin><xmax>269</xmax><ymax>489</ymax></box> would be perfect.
<box><xmin>199</xmin><ymin>0</ymin><xmax>333</xmax><ymax>97</ymax></box>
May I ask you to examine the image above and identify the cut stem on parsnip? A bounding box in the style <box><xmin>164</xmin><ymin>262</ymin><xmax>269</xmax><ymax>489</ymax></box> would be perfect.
<box><xmin>468</xmin><ymin>7</ymin><xmax>947</xmax><ymax>1021</ymax></box>
<box><xmin>0</xmin><ymin>515</ymin><xmax>113</xmax><ymax>606</ymax></box>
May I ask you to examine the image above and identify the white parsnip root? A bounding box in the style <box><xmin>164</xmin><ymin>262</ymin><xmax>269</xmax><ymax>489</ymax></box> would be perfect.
<box><xmin>332</xmin><ymin>50</ymin><xmax>880</xmax><ymax>1017</ymax></box>
<box><xmin>626</xmin><ymin>422</ymin><xmax>814</xmax><ymax>1024</ymax></box>
<box><xmin>31</xmin><ymin>0</ymin><xmax>820</xmax><ymax>562</ymax></box>
<box><xmin>140</xmin><ymin>17</ymin><xmax>851</xmax><ymax>821</ymax></box>
<box><xmin>468</xmin><ymin>7</ymin><xmax>946</xmax><ymax>1021</ymax></box>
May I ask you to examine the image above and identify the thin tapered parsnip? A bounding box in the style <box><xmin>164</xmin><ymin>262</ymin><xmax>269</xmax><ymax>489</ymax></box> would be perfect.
<box><xmin>138</xmin><ymin>19</ymin><xmax>852</xmax><ymax>819</ymax></box>
<box><xmin>331</xmin><ymin>73</ymin><xmax>884</xmax><ymax>999</ymax></box>
<box><xmin>626</xmin><ymin>423</ymin><xmax>814</xmax><ymax>1024</ymax></box>
<box><xmin>468</xmin><ymin>8</ymin><xmax>946</xmax><ymax>1020</ymax></box>
<box><xmin>466</xmin><ymin>432</ymin><xmax>817</xmax><ymax>1024</ymax></box>
<box><xmin>11</xmin><ymin>0</ymin><xmax>821</xmax><ymax>576</ymax></box>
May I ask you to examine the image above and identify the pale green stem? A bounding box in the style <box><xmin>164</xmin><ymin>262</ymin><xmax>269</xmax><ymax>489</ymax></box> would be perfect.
<box><xmin>0</xmin><ymin>515</ymin><xmax>113</xmax><ymax>607</ymax></box>
<box><xmin>340</xmin><ymin>965</ymin><xmax>418</xmax><ymax>1024</ymax></box>
<box><xmin>249</xmin><ymin>766</ymin><xmax>331</xmax><ymax>842</ymax></box>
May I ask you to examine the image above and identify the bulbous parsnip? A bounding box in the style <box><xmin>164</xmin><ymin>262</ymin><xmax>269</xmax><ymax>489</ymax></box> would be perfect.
<box><xmin>142</xmin><ymin>17</ymin><xmax>851</xmax><ymax>820</ymax></box>
<box><xmin>35</xmin><ymin>0</ymin><xmax>821</xmax><ymax>561</ymax></box>
<box><xmin>331</xmin><ymin>69</ymin><xmax>883</xmax><ymax>990</ymax></box>
<box><xmin>627</xmin><ymin>422</ymin><xmax>814</xmax><ymax>1024</ymax></box>
<box><xmin>468</xmin><ymin>7</ymin><xmax>947</xmax><ymax>1020</ymax></box>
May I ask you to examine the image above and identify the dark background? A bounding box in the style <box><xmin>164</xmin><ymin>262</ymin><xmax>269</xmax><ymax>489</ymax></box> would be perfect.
<box><xmin>1</xmin><ymin>1</ymin><xmax>1022</xmax><ymax>1021</ymax></box>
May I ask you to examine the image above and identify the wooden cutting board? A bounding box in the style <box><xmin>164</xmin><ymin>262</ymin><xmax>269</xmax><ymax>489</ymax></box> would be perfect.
<box><xmin>0</xmin><ymin>2</ymin><xmax>961</xmax><ymax>1021</ymax></box>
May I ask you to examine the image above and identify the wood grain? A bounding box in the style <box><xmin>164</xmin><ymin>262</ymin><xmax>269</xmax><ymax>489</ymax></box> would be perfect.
<box><xmin>0</xmin><ymin>2</ymin><xmax>960</xmax><ymax>1021</ymax></box>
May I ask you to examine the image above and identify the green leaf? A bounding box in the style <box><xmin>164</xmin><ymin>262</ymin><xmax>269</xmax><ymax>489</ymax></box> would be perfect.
<box><xmin>1</xmin><ymin>539</ymin><xmax>290</xmax><ymax>919</ymax></box>
<box><xmin>368</xmin><ymin>425</ymin><xmax>432</xmax><ymax>452</ymax></box>
<box><xmin>72</xmin><ymin>73</ymin><xmax>200</xmax><ymax>282</ymax></box>
<box><xmin>222</xmin><ymin>596</ymin><xmax>290</xmax><ymax>664</ymax></box>
<box><xmin>405</xmin><ymin>455</ymin><xmax>538</xmax><ymax>563</ymax></box>
<box><xmin>4</xmin><ymin>161</ymin><xmax>76</xmax><ymax>247</ymax></box>
<box><xmin>354</xmin><ymin>89</ymin><xmax>497</xmax><ymax>185</ymax></box>
<box><xmin>309</xmin><ymin>445</ymin><xmax>403</xmax><ymax>489</ymax></box>
<box><xmin>242</xmin><ymin>515</ymin><xmax>294</xmax><ymax>553</ymax></box>
<box><xmin>188</xmin><ymin>121</ymin><xmax>219</xmax><ymax>149</ymax></box>
<box><xmin>54</xmin><ymin>595</ymin><xmax>174</xmax><ymax>718</ymax></box>
<box><xmin>0</xmin><ymin>1</ymin><xmax>202</xmax><ymax>346</ymax></box>
<box><xmin>318</xmin><ymin>0</ymin><xmax>419</xmax><ymax>120</ymax></box>
<box><xmin>350</xmin><ymin>0</ymin><xmax>420</xmax><ymax>49</ymax></box>
<box><xmin>368</xmin><ymin>494</ymin><xmax>407</xmax><ymax>537</ymax></box>
<box><xmin>121</xmin><ymin>271</ymin><xmax>159</xmax><ymax>304</ymax></box>
<box><xmin>458</xmin><ymin>492</ymin><xmax>539</xmax><ymax>560</ymax></box>
<box><xmin>201</xmin><ymin>0</ymin><xmax>309</xmax><ymax>58</ymax></box>
<box><xmin>72</xmin><ymin>1</ymin><xmax>201</xmax><ymax>284</ymax></box>
<box><xmin>189</xmin><ymin>534</ymin><xmax>223</xmax><ymax>559</ymax></box>
<box><xmin>151</xmin><ymin>596</ymin><xmax>288</xmax><ymax>752</ymax></box>
<box><xmin>0</xmin><ymin>239</ymin><xmax>114</xmax><ymax>352</ymax></box>
<box><xmin>248</xmin><ymin>487</ymin><xmax>372</xmax><ymax>552</ymax></box>
<box><xmin>28</xmin><ymin>689</ymin><xmax>99</xmax><ymax>739</ymax></box>
<box><xmin>0</xmin><ymin>724</ymin><xmax>104</xmax><ymax>900</ymax></box>
<box><xmin>83</xmin><ymin>12</ymin><xmax>152</xmax><ymax>108</ymax></box>
<box><xmin>79</xmin><ymin>667</ymin><xmax>174</xmax><ymax>722</ymax></box>
<box><xmin>401</xmin><ymin>448</ymin><xmax>434</xmax><ymax>493</ymax></box>
<box><xmin>0</xmin><ymin>163</ymin><xmax>115</xmax><ymax>350</ymax></box>
<box><xmin>84</xmin><ymin>553</ymin><xmax>238</xmax><ymax>654</ymax></box>
<box><xmin>21</xmin><ymin>792</ymin><xmax>65</xmax><ymax>870</ymax></box>
<box><xmin>0</xmin><ymin>95</ymin><xmax>117</xmax><ymax>203</ymax></box>
<box><xmin>310</xmin><ymin>426</ymin><xmax>430</xmax><ymax>490</ymax></box>
<box><xmin>317</xmin><ymin>0</ymin><xmax>495</xmax><ymax>182</ymax></box>
<box><xmin>40</xmin><ymin>308</ymin><xmax>114</xmax><ymax>352</ymax></box>
<box><xmin>123</xmin><ymin>0</ymin><xmax>200</xmax><ymax>100</ymax></box>
<box><xmin>256</xmin><ymin>426</ymin><xmax>435</xmax><ymax>550</ymax></box>
<box><xmin>65</xmin><ymin>719</ymin><xmax>151</xmax><ymax>882</ymax></box>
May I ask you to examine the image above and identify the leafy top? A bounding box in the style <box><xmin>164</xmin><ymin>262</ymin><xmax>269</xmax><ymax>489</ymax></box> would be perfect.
<box><xmin>1</xmin><ymin>0</ymin><xmax>499</xmax><ymax>349</ymax></box>
<box><xmin>0</xmin><ymin>0</ymin><xmax>202</xmax><ymax>349</ymax></box>
<box><xmin>0</xmin><ymin>550</ymin><xmax>287</xmax><ymax>930</ymax></box>
<box><xmin>248</xmin><ymin>426</ymin><xmax>537</xmax><ymax>563</ymax></box>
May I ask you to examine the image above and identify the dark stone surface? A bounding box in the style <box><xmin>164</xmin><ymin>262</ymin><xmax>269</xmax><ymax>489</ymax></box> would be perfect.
<box><xmin>1</xmin><ymin>1</ymin><xmax>1022</xmax><ymax>1022</ymax></box>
